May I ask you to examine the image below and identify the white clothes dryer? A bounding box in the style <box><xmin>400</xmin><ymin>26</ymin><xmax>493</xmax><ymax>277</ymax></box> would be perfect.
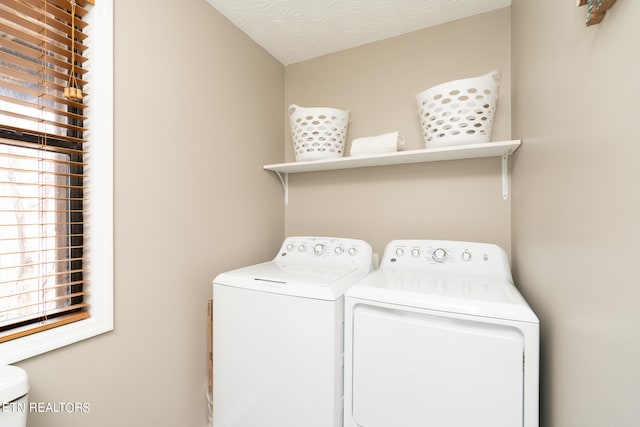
<box><xmin>344</xmin><ymin>240</ymin><xmax>539</xmax><ymax>427</ymax></box>
<box><xmin>213</xmin><ymin>236</ymin><xmax>373</xmax><ymax>427</ymax></box>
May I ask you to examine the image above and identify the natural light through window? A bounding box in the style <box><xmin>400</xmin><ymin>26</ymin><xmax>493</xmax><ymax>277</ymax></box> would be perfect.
<box><xmin>0</xmin><ymin>143</ymin><xmax>80</xmax><ymax>330</ymax></box>
<box><xmin>0</xmin><ymin>0</ymin><xmax>112</xmax><ymax>363</ymax></box>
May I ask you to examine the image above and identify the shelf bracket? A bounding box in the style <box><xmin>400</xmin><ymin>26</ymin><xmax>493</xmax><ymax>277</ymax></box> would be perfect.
<box><xmin>502</xmin><ymin>153</ymin><xmax>509</xmax><ymax>200</ymax></box>
<box><xmin>274</xmin><ymin>171</ymin><xmax>289</xmax><ymax>205</ymax></box>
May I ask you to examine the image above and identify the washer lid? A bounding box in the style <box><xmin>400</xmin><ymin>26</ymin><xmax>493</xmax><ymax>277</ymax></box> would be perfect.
<box><xmin>213</xmin><ymin>260</ymin><xmax>367</xmax><ymax>300</ymax></box>
<box><xmin>346</xmin><ymin>269</ymin><xmax>539</xmax><ymax>323</ymax></box>
<box><xmin>0</xmin><ymin>365</ymin><xmax>28</xmax><ymax>404</ymax></box>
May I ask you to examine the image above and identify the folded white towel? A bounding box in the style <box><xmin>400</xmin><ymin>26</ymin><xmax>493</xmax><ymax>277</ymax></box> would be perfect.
<box><xmin>350</xmin><ymin>131</ymin><xmax>405</xmax><ymax>157</ymax></box>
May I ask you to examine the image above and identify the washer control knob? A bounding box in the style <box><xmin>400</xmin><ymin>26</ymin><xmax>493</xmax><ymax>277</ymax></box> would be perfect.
<box><xmin>286</xmin><ymin>244</ymin><xmax>295</xmax><ymax>251</ymax></box>
<box><xmin>432</xmin><ymin>248</ymin><xmax>447</xmax><ymax>263</ymax></box>
<box><xmin>461</xmin><ymin>251</ymin><xmax>472</xmax><ymax>261</ymax></box>
<box><xmin>298</xmin><ymin>245</ymin><xmax>306</xmax><ymax>252</ymax></box>
<box><xmin>348</xmin><ymin>247</ymin><xmax>357</xmax><ymax>256</ymax></box>
<box><xmin>313</xmin><ymin>244</ymin><xmax>325</xmax><ymax>255</ymax></box>
<box><xmin>411</xmin><ymin>248</ymin><xmax>421</xmax><ymax>257</ymax></box>
<box><xmin>335</xmin><ymin>246</ymin><xmax>344</xmax><ymax>255</ymax></box>
<box><xmin>395</xmin><ymin>248</ymin><xmax>404</xmax><ymax>257</ymax></box>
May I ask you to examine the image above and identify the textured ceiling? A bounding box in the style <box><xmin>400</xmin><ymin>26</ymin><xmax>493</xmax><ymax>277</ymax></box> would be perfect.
<box><xmin>206</xmin><ymin>0</ymin><xmax>511</xmax><ymax>65</ymax></box>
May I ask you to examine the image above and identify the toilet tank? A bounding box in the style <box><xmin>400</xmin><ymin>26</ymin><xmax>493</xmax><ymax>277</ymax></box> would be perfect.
<box><xmin>0</xmin><ymin>365</ymin><xmax>29</xmax><ymax>427</ymax></box>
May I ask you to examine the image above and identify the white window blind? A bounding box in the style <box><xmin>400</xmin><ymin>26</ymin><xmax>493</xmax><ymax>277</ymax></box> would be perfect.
<box><xmin>0</xmin><ymin>0</ymin><xmax>94</xmax><ymax>343</ymax></box>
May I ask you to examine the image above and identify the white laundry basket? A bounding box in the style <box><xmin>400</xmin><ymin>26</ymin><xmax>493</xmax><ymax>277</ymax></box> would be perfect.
<box><xmin>289</xmin><ymin>104</ymin><xmax>350</xmax><ymax>161</ymax></box>
<box><xmin>416</xmin><ymin>70</ymin><xmax>501</xmax><ymax>148</ymax></box>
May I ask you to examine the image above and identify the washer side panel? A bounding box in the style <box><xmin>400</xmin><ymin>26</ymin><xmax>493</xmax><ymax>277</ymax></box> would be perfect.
<box><xmin>213</xmin><ymin>284</ymin><xmax>343</xmax><ymax>427</ymax></box>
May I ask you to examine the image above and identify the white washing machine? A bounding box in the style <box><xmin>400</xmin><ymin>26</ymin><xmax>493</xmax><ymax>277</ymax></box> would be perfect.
<box><xmin>212</xmin><ymin>236</ymin><xmax>373</xmax><ymax>427</ymax></box>
<box><xmin>344</xmin><ymin>240</ymin><xmax>539</xmax><ymax>427</ymax></box>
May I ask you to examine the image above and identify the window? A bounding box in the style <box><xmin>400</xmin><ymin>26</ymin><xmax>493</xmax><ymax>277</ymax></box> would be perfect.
<box><xmin>0</xmin><ymin>0</ymin><xmax>112</xmax><ymax>362</ymax></box>
<box><xmin>0</xmin><ymin>141</ymin><xmax>87</xmax><ymax>338</ymax></box>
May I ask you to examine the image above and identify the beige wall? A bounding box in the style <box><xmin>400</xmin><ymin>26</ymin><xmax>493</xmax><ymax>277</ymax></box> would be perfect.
<box><xmin>284</xmin><ymin>8</ymin><xmax>512</xmax><ymax>255</ymax></box>
<box><xmin>17</xmin><ymin>1</ymin><xmax>284</xmax><ymax>426</ymax></box>
<box><xmin>511</xmin><ymin>1</ymin><xmax>640</xmax><ymax>426</ymax></box>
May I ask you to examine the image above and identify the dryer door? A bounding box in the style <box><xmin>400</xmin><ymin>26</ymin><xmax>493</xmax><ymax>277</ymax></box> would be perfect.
<box><xmin>351</xmin><ymin>305</ymin><xmax>524</xmax><ymax>427</ymax></box>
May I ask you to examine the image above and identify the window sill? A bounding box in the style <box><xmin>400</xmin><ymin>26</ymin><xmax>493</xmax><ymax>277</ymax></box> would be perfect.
<box><xmin>0</xmin><ymin>315</ymin><xmax>113</xmax><ymax>364</ymax></box>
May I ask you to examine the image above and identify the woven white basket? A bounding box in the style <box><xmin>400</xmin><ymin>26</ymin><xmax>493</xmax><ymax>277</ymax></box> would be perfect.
<box><xmin>416</xmin><ymin>70</ymin><xmax>501</xmax><ymax>148</ymax></box>
<box><xmin>289</xmin><ymin>104</ymin><xmax>350</xmax><ymax>162</ymax></box>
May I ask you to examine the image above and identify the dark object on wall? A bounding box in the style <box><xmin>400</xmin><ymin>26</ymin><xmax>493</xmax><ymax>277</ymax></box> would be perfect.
<box><xmin>577</xmin><ymin>0</ymin><xmax>617</xmax><ymax>26</ymax></box>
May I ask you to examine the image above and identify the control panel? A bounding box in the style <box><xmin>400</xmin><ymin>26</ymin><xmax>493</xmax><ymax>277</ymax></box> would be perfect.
<box><xmin>381</xmin><ymin>239</ymin><xmax>512</xmax><ymax>279</ymax></box>
<box><xmin>277</xmin><ymin>236</ymin><xmax>373</xmax><ymax>269</ymax></box>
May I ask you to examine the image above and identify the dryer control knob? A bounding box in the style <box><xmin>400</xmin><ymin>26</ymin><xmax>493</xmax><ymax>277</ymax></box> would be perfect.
<box><xmin>335</xmin><ymin>246</ymin><xmax>344</xmax><ymax>255</ymax></box>
<box><xmin>462</xmin><ymin>251</ymin><xmax>472</xmax><ymax>261</ymax></box>
<box><xmin>298</xmin><ymin>245</ymin><xmax>306</xmax><ymax>252</ymax></box>
<box><xmin>411</xmin><ymin>248</ymin><xmax>421</xmax><ymax>257</ymax></box>
<box><xmin>432</xmin><ymin>248</ymin><xmax>447</xmax><ymax>263</ymax></box>
<box><xmin>395</xmin><ymin>248</ymin><xmax>404</xmax><ymax>257</ymax></box>
<box><xmin>313</xmin><ymin>244</ymin><xmax>325</xmax><ymax>255</ymax></box>
<box><xmin>348</xmin><ymin>247</ymin><xmax>357</xmax><ymax>256</ymax></box>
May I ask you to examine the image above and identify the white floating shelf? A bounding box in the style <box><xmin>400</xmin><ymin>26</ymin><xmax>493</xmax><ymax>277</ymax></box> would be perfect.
<box><xmin>264</xmin><ymin>140</ymin><xmax>521</xmax><ymax>204</ymax></box>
